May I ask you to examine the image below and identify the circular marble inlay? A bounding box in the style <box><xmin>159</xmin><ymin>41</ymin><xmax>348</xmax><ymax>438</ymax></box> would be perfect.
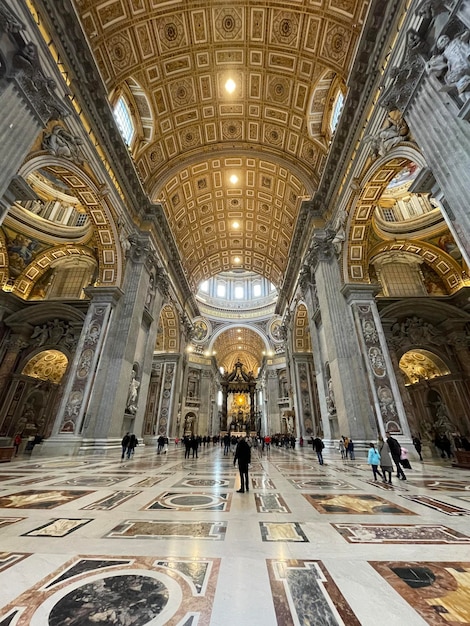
<box><xmin>48</xmin><ymin>574</ymin><xmax>169</xmax><ymax>625</ymax></box>
<box><xmin>169</xmin><ymin>494</ymin><xmax>215</xmax><ymax>506</ymax></box>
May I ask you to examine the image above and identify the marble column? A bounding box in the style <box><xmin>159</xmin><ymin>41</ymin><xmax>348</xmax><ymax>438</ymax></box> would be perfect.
<box><xmin>342</xmin><ymin>284</ymin><xmax>412</xmax><ymax>444</ymax></box>
<box><xmin>36</xmin><ymin>287</ymin><xmax>122</xmax><ymax>456</ymax></box>
<box><xmin>292</xmin><ymin>355</ymin><xmax>318</xmax><ymax>440</ymax></box>
<box><xmin>308</xmin><ymin>232</ymin><xmax>376</xmax><ymax>450</ymax></box>
<box><xmin>78</xmin><ymin>235</ymin><xmax>165</xmax><ymax>451</ymax></box>
<box><xmin>0</xmin><ymin>5</ymin><xmax>70</xmax><ymax>217</ymax></box>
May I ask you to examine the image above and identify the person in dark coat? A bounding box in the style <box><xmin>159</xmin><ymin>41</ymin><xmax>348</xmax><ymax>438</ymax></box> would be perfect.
<box><xmin>386</xmin><ymin>431</ymin><xmax>406</xmax><ymax>480</ymax></box>
<box><xmin>312</xmin><ymin>436</ymin><xmax>325</xmax><ymax>465</ymax></box>
<box><xmin>234</xmin><ymin>436</ymin><xmax>251</xmax><ymax>493</ymax></box>
<box><xmin>126</xmin><ymin>433</ymin><xmax>138</xmax><ymax>459</ymax></box>
<box><xmin>412</xmin><ymin>435</ymin><xmax>423</xmax><ymax>461</ymax></box>
<box><xmin>121</xmin><ymin>432</ymin><xmax>130</xmax><ymax>460</ymax></box>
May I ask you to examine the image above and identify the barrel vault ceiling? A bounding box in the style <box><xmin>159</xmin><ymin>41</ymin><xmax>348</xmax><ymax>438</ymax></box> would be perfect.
<box><xmin>74</xmin><ymin>0</ymin><xmax>369</xmax><ymax>291</ymax></box>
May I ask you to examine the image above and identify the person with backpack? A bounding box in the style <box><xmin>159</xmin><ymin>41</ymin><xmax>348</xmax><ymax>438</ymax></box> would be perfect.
<box><xmin>312</xmin><ymin>436</ymin><xmax>325</xmax><ymax>465</ymax></box>
<box><xmin>386</xmin><ymin>430</ymin><xmax>406</xmax><ymax>480</ymax></box>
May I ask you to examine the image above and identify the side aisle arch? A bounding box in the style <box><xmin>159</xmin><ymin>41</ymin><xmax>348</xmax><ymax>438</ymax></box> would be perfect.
<box><xmin>19</xmin><ymin>155</ymin><xmax>123</xmax><ymax>288</ymax></box>
<box><xmin>11</xmin><ymin>245</ymin><xmax>97</xmax><ymax>299</ymax></box>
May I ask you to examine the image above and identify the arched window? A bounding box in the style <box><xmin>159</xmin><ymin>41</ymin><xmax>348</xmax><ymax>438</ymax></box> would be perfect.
<box><xmin>330</xmin><ymin>90</ymin><xmax>344</xmax><ymax>133</ymax></box>
<box><xmin>114</xmin><ymin>96</ymin><xmax>134</xmax><ymax>145</ymax></box>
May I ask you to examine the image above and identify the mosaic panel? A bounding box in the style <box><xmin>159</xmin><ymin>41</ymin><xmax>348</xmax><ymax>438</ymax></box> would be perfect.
<box><xmin>372</xmin><ymin>561</ymin><xmax>470</xmax><ymax>625</ymax></box>
<box><xmin>268</xmin><ymin>560</ymin><xmax>360</xmax><ymax>625</ymax></box>
<box><xmin>105</xmin><ymin>520</ymin><xmax>227</xmax><ymax>540</ymax></box>
<box><xmin>0</xmin><ymin>490</ymin><xmax>94</xmax><ymax>509</ymax></box>
<box><xmin>401</xmin><ymin>495</ymin><xmax>470</xmax><ymax>516</ymax></box>
<box><xmin>304</xmin><ymin>493</ymin><xmax>416</xmax><ymax>515</ymax></box>
<box><xmin>81</xmin><ymin>491</ymin><xmax>141</xmax><ymax>510</ymax></box>
<box><xmin>254</xmin><ymin>493</ymin><xmax>290</xmax><ymax>513</ymax></box>
<box><xmin>289</xmin><ymin>478</ymin><xmax>358</xmax><ymax>490</ymax></box>
<box><xmin>0</xmin><ymin>556</ymin><xmax>219</xmax><ymax>625</ymax></box>
<box><xmin>332</xmin><ymin>523</ymin><xmax>470</xmax><ymax>544</ymax></box>
<box><xmin>142</xmin><ymin>492</ymin><xmax>231</xmax><ymax>512</ymax></box>
<box><xmin>260</xmin><ymin>522</ymin><xmax>308</xmax><ymax>542</ymax></box>
<box><xmin>22</xmin><ymin>518</ymin><xmax>92</xmax><ymax>537</ymax></box>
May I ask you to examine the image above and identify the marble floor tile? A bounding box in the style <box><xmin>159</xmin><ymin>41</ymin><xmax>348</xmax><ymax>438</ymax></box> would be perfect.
<box><xmin>268</xmin><ymin>559</ymin><xmax>360</xmax><ymax>625</ymax></box>
<box><xmin>0</xmin><ymin>490</ymin><xmax>94</xmax><ymax>509</ymax></box>
<box><xmin>81</xmin><ymin>490</ymin><xmax>141</xmax><ymax>510</ymax></box>
<box><xmin>332</xmin><ymin>523</ymin><xmax>470</xmax><ymax>544</ymax></box>
<box><xmin>22</xmin><ymin>518</ymin><xmax>92</xmax><ymax>537</ymax></box>
<box><xmin>406</xmin><ymin>479</ymin><xmax>470</xmax><ymax>491</ymax></box>
<box><xmin>260</xmin><ymin>522</ymin><xmax>308</xmax><ymax>542</ymax></box>
<box><xmin>401</xmin><ymin>494</ymin><xmax>470</xmax><ymax>515</ymax></box>
<box><xmin>142</xmin><ymin>491</ymin><xmax>231</xmax><ymax>511</ymax></box>
<box><xmin>371</xmin><ymin>561</ymin><xmax>470</xmax><ymax>625</ymax></box>
<box><xmin>289</xmin><ymin>477</ymin><xmax>358</xmax><ymax>490</ymax></box>
<box><xmin>254</xmin><ymin>492</ymin><xmax>290</xmax><ymax>513</ymax></box>
<box><xmin>0</xmin><ymin>556</ymin><xmax>219</xmax><ymax>625</ymax></box>
<box><xmin>0</xmin><ymin>517</ymin><xmax>24</xmax><ymax>530</ymax></box>
<box><xmin>304</xmin><ymin>493</ymin><xmax>416</xmax><ymax>515</ymax></box>
<box><xmin>105</xmin><ymin>520</ymin><xmax>227</xmax><ymax>540</ymax></box>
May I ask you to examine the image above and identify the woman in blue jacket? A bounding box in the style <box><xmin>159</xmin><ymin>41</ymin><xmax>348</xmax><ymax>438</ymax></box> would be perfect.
<box><xmin>367</xmin><ymin>442</ymin><xmax>384</xmax><ymax>481</ymax></box>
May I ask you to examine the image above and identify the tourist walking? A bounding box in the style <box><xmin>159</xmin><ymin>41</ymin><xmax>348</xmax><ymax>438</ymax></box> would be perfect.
<box><xmin>338</xmin><ymin>439</ymin><xmax>346</xmax><ymax>459</ymax></box>
<box><xmin>312</xmin><ymin>436</ymin><xmax>325</xmax><ymax>465</ymax></box>
<box><xmin>386</xmin><ymin>431</ymin><xmax>406</xmax><ymax>480</ymax></box>
<box><xmin>367</xmin><ymin>442</ymin><xmax>383</xmax><ymax>481</ymax></box>
<box><xmin>126</xmin><ymin>433</ymin><xmax>138</xmax><ymax>459</ymax></box>
<box><xmin>379</xmin><ymin>436</ymin><xmax>394</xmax><ymax>484</ymax></box>
<box><xmin>347</xmin><ymin>438</ymin><xmax>355</xmax><ymax>460</ymax></box>
<box><xmin>234</xmin><ymin>436</ymin><xmax>251</xmax><ymax>493</ymax></box>
<box><xmin>412</xmin><ymin>435</ymin><xmax>423</xmax><ymax>461</ymax></box>
<box><xmin>121</xmin><ymin>432</ymin><xmax>130</xmax><ymax>460</ymax></box>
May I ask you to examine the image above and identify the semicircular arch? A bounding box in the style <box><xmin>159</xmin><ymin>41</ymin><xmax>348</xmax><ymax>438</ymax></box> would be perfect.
<box><xmin>19</xmin><ymin>154</ymin><xmax>122</xmax><ymax>287</ymax></box>
<box><xmin>10</xmin><ymin>244</ymin><xmax>97</xmax><ymax>299</ymax></box>
<box><xmin>345</xmin><ymin>148</ymin><xmax>429</xmax><ymax>283</ymax></box>
<box><xmin>369</xmin><ymin>240</ymin><xmax>464</xmax><ymax>295</ymax></box>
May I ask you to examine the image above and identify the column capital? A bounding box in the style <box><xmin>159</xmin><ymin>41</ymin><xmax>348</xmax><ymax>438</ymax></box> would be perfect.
<box><xmin>341</xmin><ymin>283</ymin><xmax>381</xmax><ymax>303</ymax></box>
<box><xmin>83</xmin><ymin>285</ymin><xmax>123</xmax><ymax>306</ymax></box>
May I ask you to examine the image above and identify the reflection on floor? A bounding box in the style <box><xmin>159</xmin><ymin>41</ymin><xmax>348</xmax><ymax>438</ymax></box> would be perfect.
<box><xmin>0</xmin><ymin>445</ymin><xmax>470</xmax><ymax>625</ymax></box>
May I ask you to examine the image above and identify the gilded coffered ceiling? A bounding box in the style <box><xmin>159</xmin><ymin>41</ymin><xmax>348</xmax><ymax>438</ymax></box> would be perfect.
<box><xmin>212</xmin><ymin>326</ymin><xmax>267</xmax><ymax>374</ymax></box>
<box><xmin>74</xmin><ymin>0</ymin><xmax>368</xmax><ymax>288</ymax></box>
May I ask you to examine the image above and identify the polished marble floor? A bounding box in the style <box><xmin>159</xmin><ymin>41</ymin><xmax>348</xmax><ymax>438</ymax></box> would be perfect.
<box><xmin>0</xmin><ymin>443</ymin><xmax>470</xmax><ymax>624</ymax></box>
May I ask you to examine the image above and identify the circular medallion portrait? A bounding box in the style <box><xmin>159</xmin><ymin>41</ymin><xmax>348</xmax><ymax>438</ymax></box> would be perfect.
<box><xmin>192</xmin><ymin>317</ymin><xmax>211</xmax><ymax>343</ymax></box>
<box><xmin>269</xmin><ymin>317</ymin><xmax>283</xmax><ymax>343</ymax></box>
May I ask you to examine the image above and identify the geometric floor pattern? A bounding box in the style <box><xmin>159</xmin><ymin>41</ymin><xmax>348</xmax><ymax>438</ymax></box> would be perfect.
<box><xmin>0</xmin><ymin>444</ymin><xmax>470</xmax><ymax>624</ymax></box>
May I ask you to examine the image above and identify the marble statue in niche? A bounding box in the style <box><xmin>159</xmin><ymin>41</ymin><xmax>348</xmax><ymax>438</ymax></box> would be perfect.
<box><xmin>426</xmin><ymin>31</ymin><xmax>470</xmax><ymax>103</ymax></box>
<box><xmin>326</xmin><ymin>377</ymin><xmax>337</xmax><ymax>417</ymax></box>
<box><xmin>42</xmin><ymin>124</ymin><xmax>86</xmax><ymax>164</ymax></box>
<box><xmin>126</xmin><ymin>369</ymin><xmax>140</xmax><ymax>415</ymax></box>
